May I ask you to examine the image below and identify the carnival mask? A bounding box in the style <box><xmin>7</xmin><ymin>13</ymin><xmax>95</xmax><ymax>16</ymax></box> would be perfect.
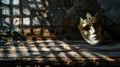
<box><xmin>78</xmin><ymin>12</ymin><xmax>104</xmax><ymax>45</ymax></box>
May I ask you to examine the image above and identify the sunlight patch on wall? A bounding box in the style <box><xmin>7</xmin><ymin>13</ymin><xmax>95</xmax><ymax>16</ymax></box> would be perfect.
<box><xmin>13</xmin><ymin>0</ymin><xmax>19</xmax><ymax>5</ymax></box>
<box><xmin>1</xmin><ymin>0</ymin><xmax>10</xmax><ymax>4</ymax></box>
<box><xmin>23</xmin><ymin>8</ymin><xmax>31</xmax><ymax>16</ymax></box>
<box><xmin>2</xmin><ymin>6</ymin><xmax>10</xmax><ymax>15</ymax></box>
<box><xmin>23</xmin><ymin>18</ymin><xmax>30</xmax><ymax>26</ymax></box>
<box><xmin>13</xmin><ymin>8</ymin><xmax>20</xmax><ymax>15</ymax></box>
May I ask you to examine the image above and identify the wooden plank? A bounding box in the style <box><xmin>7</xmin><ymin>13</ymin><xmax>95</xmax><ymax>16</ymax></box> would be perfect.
<box><xmin>0</xmin><ymin>51</ymin><xmax>120</xmax><ymax>58</ymax></box>
<box><xmin>1</xmin><ymin>40</ymin><xmax>120</xmax><ymax>52</ymax></box>
<box><xmin>1</xmin><ymin>44</ymin><xmax>120</xmax><ymax>52</ymax></box>
<box><xmin>0</xmin><ymin>51</ymin><xmax>119</xmax><ymax>63</ymax></box>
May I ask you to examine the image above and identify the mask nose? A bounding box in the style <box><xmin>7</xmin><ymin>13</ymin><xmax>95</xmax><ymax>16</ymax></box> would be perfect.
<box><xmin>90</xmin><ymin>27</ymin><xmax>95</xmax><ymax>34</ymax></box>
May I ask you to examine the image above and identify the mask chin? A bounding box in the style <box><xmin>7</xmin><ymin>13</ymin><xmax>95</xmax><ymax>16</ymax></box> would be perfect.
<box><xmin>85</xmin><ymin>38</ymin><xmax>103</xmax><ymax>45</ymax></box>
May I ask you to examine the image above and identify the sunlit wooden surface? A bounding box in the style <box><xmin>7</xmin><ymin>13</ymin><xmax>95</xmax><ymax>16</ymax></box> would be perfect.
<box><xmin>0</xmin><ymin>40</ymin><xmax>120</xmax><ymax>66</ymax></box>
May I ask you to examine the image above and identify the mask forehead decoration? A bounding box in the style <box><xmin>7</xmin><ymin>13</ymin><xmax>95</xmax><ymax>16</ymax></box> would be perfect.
<box><xmin>80</xmin><ymin>12</ymin><xmax>98</xmax><ymax>26</ymax></box>
<box><xmin>86</xmin><ymin>12</ymin><xmax>92</xmax><ymax>20</ymax></box>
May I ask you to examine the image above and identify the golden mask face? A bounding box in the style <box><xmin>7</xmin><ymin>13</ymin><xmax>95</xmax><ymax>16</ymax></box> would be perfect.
<box><xmin>78</xmin><ymin>12</ymin><xmax>104</xmax><ymax>45</ymax></box>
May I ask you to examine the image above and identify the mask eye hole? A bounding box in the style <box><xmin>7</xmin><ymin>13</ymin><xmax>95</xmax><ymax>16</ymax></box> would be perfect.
<box><xmin>94</xmin><ymin>23</ymin><xmax>100</xmax><ymax>29</ymax></box>
<box><xmin>83</xmin><ymin>25</ymin><xmax>90</xmax><ymax>31</ymax></box>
